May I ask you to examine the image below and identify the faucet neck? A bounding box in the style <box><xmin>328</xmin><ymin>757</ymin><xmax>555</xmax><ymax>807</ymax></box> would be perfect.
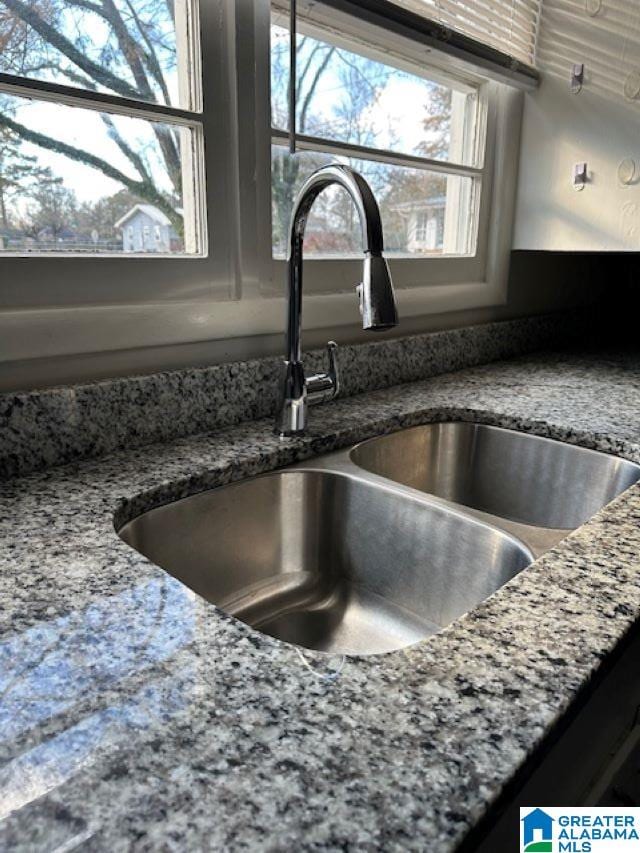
<box><xmin>286</xmin><ymin>222</ymin><xmax>305</xmax><ymax>365</ymax></box>
<box><xmin>285</xmin><ymin>164</ymin><xmax>385</xmax><ymax>365</ymax></box>
<box><xmin>277</xmin><ymin>164</ymin><xmax>397</xmax><ymax>436</ymax></box>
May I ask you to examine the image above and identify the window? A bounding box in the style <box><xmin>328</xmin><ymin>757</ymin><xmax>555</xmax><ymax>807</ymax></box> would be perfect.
<box><xmin>260</xmin><ymin>1</ymin><xmax>516</xmax><ymax>299</ymax></box>
<box><xmin>416</xmin><ymin>213</ymin><xmax>429</xmax><ymax>245</ymax></box>
<box><xmin>0</xmin><ymin>1</ymin><xmax>529</xmax><ymax>378</ymax></box>
<box><xmin>0</xmin><ymin>0</ymin><xmax>205</xmax><ymax>256</ymax></box>
<box><xmin>270</xmin><ymin>10</ymin><xmax>481</xmax><ymax>263</ymax></box>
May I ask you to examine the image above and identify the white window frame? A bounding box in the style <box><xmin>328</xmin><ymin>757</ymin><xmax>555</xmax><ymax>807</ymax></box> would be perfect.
<box><xmin>416</xmin><ymin>213</ymin><xmax>429</xmax><ymax>245</ymax></box>
<box><xmin>267</xmin><ymin>3</ymin><xmax>486</xmax><ymax>277</ymax></box>
<box><xmin>238</xmin><ymin>0</ymin><xmax>524</xmax><ymax>331</ymax></box>
<box><xmin>0</xmin><ymin>3</ymin><xmax>209</xmax><ymax>259</ymax></box>
<box><xmin>0</xmin><ymin>0</ymin><xmax>525</xmax><ymax>374</ymax></box>
<box><xmin>0</xmin><ymin>0</ymin><xmax>239</xmax><ymax>366</ymax></box>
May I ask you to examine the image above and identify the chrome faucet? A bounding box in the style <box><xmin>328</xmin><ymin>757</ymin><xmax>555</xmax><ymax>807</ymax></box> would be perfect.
<box><xmin>275</xmin><ymin>164</ymin><xmax>399</xmax><ymax>437</ymax></box>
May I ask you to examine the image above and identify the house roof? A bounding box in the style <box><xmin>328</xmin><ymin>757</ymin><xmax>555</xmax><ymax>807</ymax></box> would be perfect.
<box><xmin>114</xmin><ymin>204</ymin><xmax>173</xmax><ymax>230</ymax></box>
<box><xmin>391</xmin><ymin>197</ymin><xmax>447</xmax><ymax>213</ymax></box>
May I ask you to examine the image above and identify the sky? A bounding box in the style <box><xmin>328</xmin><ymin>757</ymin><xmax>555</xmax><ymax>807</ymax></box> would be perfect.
<box><xmin>270</xmin><ymin>23</ymin><xmax>454</xmax><ymax>159</ymax></box>
<box><xmin>7</xmin><ymin>10</ymin><xmax>457</xmax><ymax>216</ymax></box>
<box><xmin>4</xmin><ymin>1</ymin><xmax>180</xmax><ymax>209</ymax></box>
<box><xmin>12</xmin><ymin>95</ymin><xmax>177</xmax><ymax>206</ymax></box>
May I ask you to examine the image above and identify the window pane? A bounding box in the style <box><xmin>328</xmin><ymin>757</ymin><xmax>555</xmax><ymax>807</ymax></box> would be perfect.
<box><xmin>272</xmin><ymin>146</ymin><xmax>476</xmax><ymax>259</ymax></box>
<box><xmin>0</xmin><ymin>93</ymin><xmax>202</xmax><ymax>255</ymax></box>
<box><xmin>0</xmin><ymin>0</ymin><xmax>197</xmax><ymax>109</ymax></box>
<box><xmin>271</xmin><ymin>18</ymin><xmax>477</xmax><ymax>165</ymax></box>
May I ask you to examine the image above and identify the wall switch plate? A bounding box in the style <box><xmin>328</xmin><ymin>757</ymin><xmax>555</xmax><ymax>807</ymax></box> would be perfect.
<box><xmin>573</xmin><ymin>162</ymin><xmax>588</xmax><ymax>190</ymax></box>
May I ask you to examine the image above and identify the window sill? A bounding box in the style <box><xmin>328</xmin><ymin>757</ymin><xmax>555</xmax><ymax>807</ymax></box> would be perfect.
<box><xmin>0</xmin><ymin>277</ymin><xmax>507</xmax><ymax>363</ymax></box>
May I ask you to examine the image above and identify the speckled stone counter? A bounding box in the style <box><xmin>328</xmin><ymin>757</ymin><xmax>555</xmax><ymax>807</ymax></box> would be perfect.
<box><xmin>1</xmin><ymin>348</ymin><xmax>639</xmax><ymax>852</ymax></box>
<box><xmin>0</xmin><ymin>310</ymin><xmax>597</xmax><ymax>480</ymax></box>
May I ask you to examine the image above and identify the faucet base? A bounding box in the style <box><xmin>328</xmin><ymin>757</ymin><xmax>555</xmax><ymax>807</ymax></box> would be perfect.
<box><xmin>275</xmin><ymin>428</ymin><xmax>306</xmax><ymax>438</ymax></box>
<box><xmin>274</xmin><ymin>360</ymin><xmax>307</xmax><ymax>437</ymax></box>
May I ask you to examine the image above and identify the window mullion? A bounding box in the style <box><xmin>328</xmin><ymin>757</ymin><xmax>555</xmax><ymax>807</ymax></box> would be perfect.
<box><xmin>0</xmin><ymin>73</ymin><xmax>202</xmax><ymax>127</ymax></box>
<box><xmin>270</xmin><ymin>128</ymin><xmax>484</xmax><ymax>179</ymax></box>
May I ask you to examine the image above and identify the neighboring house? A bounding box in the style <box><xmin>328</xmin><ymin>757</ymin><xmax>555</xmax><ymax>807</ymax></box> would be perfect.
<box><xmin>35</xmin><ymin>225</ymin><xmax>79</xmax><ymax>245</ymax></box>
<box><xmin>115</xmin><ymin>204</ymin><xmax>179</xmax><ymax>253</ymax></box>
<box><xmin>1</xmin><ymin>225</ymin><xmax>88</xmax><ymax>252</ymax></box>
<box><xmin>391</xmin><ymin>196</ymin><xmax>446</xmax><ymax>253</ymax></box>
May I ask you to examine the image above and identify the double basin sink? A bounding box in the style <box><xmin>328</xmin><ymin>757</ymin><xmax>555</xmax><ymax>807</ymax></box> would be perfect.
<box><xmin>119</xmin><ymin>423</ymin><xmax>640</xmax><ymax>656</ymax></box>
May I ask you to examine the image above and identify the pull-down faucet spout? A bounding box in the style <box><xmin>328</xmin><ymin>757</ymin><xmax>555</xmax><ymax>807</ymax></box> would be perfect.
<box><xmin>275</xmin><ymin>164</ymin><xmax>399</xmax><ymax>437</ymax></box>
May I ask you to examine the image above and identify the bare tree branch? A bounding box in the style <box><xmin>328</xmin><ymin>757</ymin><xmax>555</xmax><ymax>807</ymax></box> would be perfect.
<box><xmin>41</xmin><ymin>62</ymin><xmax>97</xmax><ymax>89</ymax></box>
<box><xmin>100</xmin><ymin>113</ymin><xmax>152</xmax><ymax>184</ymax></box>
<box><xmin>93</xmin><ymin>0</ymin><xmax>181</xmax><ymax>189</ymax></box>
<box><xmin>9</xmin><ymin>0</ymin><xmax>181</xmax><ymax>193</ymax></box>
<box><xmin>335</xmin><ymin>52</ymin><xmax>377</xmax><ymax>100</ymax></box>
<box><xmin>297</xmin><ymin>40</ymin><xmax>323</xmax><ymax>96</ymax></box>
<box><xmin>299</xmin><ymin>47</ymin><xmax>335</xmax><ymax>133</ymax></box>
<box><xmin>98</xmin><ymin>0</ymin><xmax>154</xmax><ymax>100</ymax></box>
<box><xmin>0</xmin><ymin>111</ymin><xmax>181</xmax><ymax>229</ymax></box>
<box><xmin>71</xmin><ymin>0</ymin><xmax>179</xmax><ymax>189</ymax></box>
<box><xmin>64</xmin><ymin>0</ymin><xmax>103</xmax><ymax>15</ymax></box>
<box><xmin>1</xmin><ymin>0</ymin><xmax>142</xmax><ymax>99</ymax></box>
<box><xmin>122</xmin><ymin>0</ymin><xmax>172</xmax><ymax>106</ymax></box>
<box><xmin>64</xmin><ymin>0</ymin><xmax>155</xmax><ymax>100</ymax></box>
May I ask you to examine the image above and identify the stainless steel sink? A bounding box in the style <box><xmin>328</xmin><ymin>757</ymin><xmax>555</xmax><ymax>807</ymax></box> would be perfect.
<box><xmin>350</xmin><ymin>422</ymin><xmax>640</xmax><ymax>530</ymax></box>
<box><xmin>118</xmin><ymin>421</ymin><xmax>640</xmax><ymax>656</ymax></box>
<box><xmin>119</xmin><ymin>470</ymin><xmax>532</xmax><ymax>655</ymax></box>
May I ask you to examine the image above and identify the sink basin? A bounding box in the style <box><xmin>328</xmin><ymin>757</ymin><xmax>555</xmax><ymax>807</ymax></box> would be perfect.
<box><xmin>119</xmin><ymin>470</ymin><xmax>532</xmax><ymax>655</ymax></box>
<box><xmin>351</xmin><ymin>423</ymin><xmax>640</xmax><ymax>530</ymax></box>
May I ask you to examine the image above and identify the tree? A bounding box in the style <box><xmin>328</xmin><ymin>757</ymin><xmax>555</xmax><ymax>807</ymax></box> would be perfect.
<box><xmin>269</xmin><ymin>23</ymin><xmax>453</xmax><ymax>257</ymax></box>
<box><xmin>270</xmin><ymin>27</ymin><xmax>393</xmax><ymax>255</ymax></box>
<box><xmin>0</xmin><ymin>7</ymin><xmax>454</xmax><ymax>253</ymax></box>
<box><xmin>19</xmin><ymin>169</ymin><xmax>78</xmax><ymax>244</ymax></box>
<box><xmin>0</xmin><ymin>122</ymin><xmax>52</xmax><ymax>230</ymax></box>
<box><xmin>0</xmin><ymin>0</ymin><xmax>182</xmax><ymax>230</ymax></box>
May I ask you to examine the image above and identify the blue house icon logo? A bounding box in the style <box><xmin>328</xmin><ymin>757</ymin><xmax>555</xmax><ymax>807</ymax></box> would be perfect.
<box><xmin>521</xmin><ymin>808</ymin><xmax>554</xmax><ymax>852</ymax></box>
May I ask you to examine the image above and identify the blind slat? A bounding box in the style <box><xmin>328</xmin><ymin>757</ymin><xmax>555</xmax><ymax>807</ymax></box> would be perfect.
<box><xmin>286</xmin><ymin>0</ymin><xmax>540</xmax><ymax>88</ymax></box>
<box><xmin>437</xmin><ymin>0</ymin><xmax>538</xmax><ymax>35</ymax></box>
<box><xmin>434</xmin><ymin>0</ymin><xmax>536</xmax><ymax>50</ymax></box>
<box><xmin>390</xmin><ymin>0</ymin><xmax>541</xmax><ymax>64</ymax></box>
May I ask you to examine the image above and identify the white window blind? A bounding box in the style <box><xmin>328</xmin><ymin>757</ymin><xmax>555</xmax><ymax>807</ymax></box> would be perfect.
<box><xmin>389</xmin><ymin>0</ymin><xmax>541</xmax><ymax>66</ymax></box>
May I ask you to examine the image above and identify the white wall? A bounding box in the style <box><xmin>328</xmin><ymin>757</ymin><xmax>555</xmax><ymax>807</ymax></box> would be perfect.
<box><xmin>514</xmin><ymin>0</ymin><xmax>640</xmax><ymax>250</ymax></box>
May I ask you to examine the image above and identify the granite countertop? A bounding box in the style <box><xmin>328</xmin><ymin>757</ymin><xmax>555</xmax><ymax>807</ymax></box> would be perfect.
<box><xmin>1</xmin><ymin>347</ymin><xmax>640</xmax><ymax>852</ymax></box>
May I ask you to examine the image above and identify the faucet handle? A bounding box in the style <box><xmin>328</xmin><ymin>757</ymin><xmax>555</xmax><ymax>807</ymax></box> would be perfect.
<box><xmin>325</xmin><ymin>340</ymin><xmax>339</xmax><ymax>396</ymax></box>
<box><xmin>306</xmin><ymin>341</ymin><xmax>340</xmax><ymax>405</ymax></box>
